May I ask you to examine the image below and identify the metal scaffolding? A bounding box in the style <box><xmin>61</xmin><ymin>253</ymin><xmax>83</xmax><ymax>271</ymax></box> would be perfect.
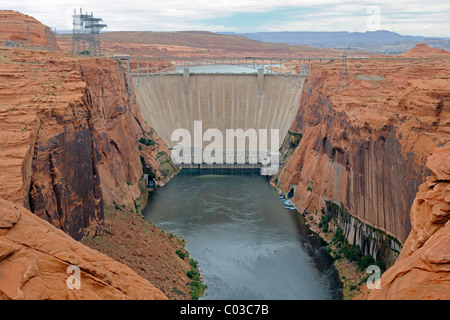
<box><xmin>72</xmin><ymin>8</ymin><xmax>107</xmax><ymax>56</ymax></box>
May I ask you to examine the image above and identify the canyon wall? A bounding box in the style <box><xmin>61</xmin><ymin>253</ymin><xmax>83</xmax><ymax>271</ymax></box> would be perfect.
<box><xmin>0</xmin><ymin>44</ymin><xmax>177</xmax><ymax>238</ymax></box>
<box><xmin>276</xmin><ymin>54</ymin><xmax>449</xmax><ymax>267</ymax></box>
<box><xmin>369</xmin><ymin>146</ymin><xmax>449</xmax><ymax>299</ymax></box>
<box><xmin>0</xmin><ymin>14</ymin><xmax>180</xmax><ymax>297</ymax></box>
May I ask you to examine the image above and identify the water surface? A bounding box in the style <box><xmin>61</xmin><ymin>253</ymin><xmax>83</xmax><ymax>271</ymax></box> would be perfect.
<box><xmin>143</xmin><ymin>170</ymin><xmax>342</xmax><ymax>300</ymax></box>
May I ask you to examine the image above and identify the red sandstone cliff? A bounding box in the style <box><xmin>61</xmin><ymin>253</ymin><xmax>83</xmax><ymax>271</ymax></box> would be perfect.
<box><xmin>0</xmin><ymin>10</ymin><xmax>59</xmax><ymax>51</ymax></box>
<box><xmin>368</xmin><ymin>145</ymin><xmax>449</xmax><ymax>299</ymax></box>
<box><xmin>0</xmin><ymin>198</ymin><xmax>167</xmax><ymax>300</ymax></box>
<box><xmin>276</xmin><ymin>51</ymin><xmax>450</xmax><ymax>267</ymax></box>
<box><xmin>0</xmin><ymin>45</ymin><xmax>183</xmax><ymax>299</ymax></box>
<box><xmin>0</xmin><ymin>44</ymin><xmax>175</xmax><ymax>240</ymax></box>
<box><xmin>0</xmin><ymin>10</ymin><xmax>183</xmax><ymax>298</ymax></box>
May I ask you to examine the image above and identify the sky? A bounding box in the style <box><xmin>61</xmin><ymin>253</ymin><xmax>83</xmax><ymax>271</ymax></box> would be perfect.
<box><xmin>2</xmin><ymin>0</ymin><xmax>450</xmax><ymax>37</ymax></box>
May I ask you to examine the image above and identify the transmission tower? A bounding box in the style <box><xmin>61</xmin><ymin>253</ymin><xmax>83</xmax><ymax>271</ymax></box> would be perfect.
<box><xmin>44</xmin><ymin>27</ymin><xmax>55</xmax><ymax>50</ymax></box>
<box><xmin>25</xmin><ymin>24</ymin><xmax>32</xmax><ymax>47</ymax></box>
<box><xmin>72</xmin><ymin>8</ymin><xmax>107</xmax><ymax>56</ymax></box>
<box><xmin>338</xmin><ymin>52</ymin><xmax>349</xmax><ymax>90</ymax></box>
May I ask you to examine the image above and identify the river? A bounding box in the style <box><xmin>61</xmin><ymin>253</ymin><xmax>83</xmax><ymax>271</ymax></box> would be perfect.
<box><xmin>143</xmin><ymin>170</ymin><xmax>342</xmax><ymax>300</ymax></box>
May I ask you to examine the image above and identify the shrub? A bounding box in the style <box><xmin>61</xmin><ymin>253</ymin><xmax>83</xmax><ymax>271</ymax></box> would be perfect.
<box><xmin>190</xmin><ymin>258</ymin><xmax>198</xmax><ymax>269</ymax></box>
<box><xmin>189</xmin><ymin>280</ymin><xmax>206</xmax><ymax>300</ymax></box>
<box><xmin>186</xmin><ymin>269</ymin><xmax>198</xmax><ymax>280</ymax></box>
<box><xmin>138</xmin><ymin>137</ymin><xmax>155</xmax><ymax>146</ymax></box>
<box><xmin>332</xmin><ymin>227</ymin><xmax>346</xmax><ymax>244</ymax></box>
<box><xmin>319</xmin><ymin>214</ymin><xmax>332</xmax><ymax>227</ymax></box>
<box><xmin>358</xmin><ymin>254</ymin><xmax>375</xmax><ymax>271</ymax></box>
<box><xmin>176</xmin><ymin>249</ymin><xmax>186</xmax><ymax>260</ymax></box>
<box><xmin>345</xmin><ymin>245</ymin><xmax>361</xmax><ymax>262</ymax></box>
<box><xmin>185</xmin><ymin>259</ymin><xmax>207</xmax><ymax>300</ymax></box>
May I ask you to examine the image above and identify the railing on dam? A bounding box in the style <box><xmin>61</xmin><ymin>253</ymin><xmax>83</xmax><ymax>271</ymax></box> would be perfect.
<box><xmin>113</xmin><ymin>55</ymin><xmax>312</xmax><ymax>94</ymax></box>
<box><xmin>171</xmin><ymin>148</ymin><xmax>280</xmax><ymax>175</ymax></box>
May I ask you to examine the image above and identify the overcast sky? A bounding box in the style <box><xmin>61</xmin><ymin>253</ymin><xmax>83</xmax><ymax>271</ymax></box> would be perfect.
<box><xmin>3</xmin><ymin>0</ymin><xmax>450</xmax><ymax>37</ymax></box>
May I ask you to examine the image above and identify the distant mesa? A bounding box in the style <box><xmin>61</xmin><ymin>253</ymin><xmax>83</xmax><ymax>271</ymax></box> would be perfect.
<box><xmin>399</xmin><ymin>43</ymin><xmax>450</xmax><ymax>57</ymax></box>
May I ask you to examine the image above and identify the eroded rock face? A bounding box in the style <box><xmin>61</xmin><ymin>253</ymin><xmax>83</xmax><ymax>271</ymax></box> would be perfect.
<box><xmin>368</xmin><ymin>146</ymin><xmax>450</xmax><ymax>299</ymax></box>
<box><xmin>276</xmin><ymin>53</ymin><xmax>450</xmax><ymax>265</ymax></box>
<box><xmin>0</xmin><ymin>198</ymin><xmax>167</xmax><ymax>300</ymax></box>
<box><xmin>0</xmin><ymin>45</ymin><xmax>169</xmax><ymax>240</ymax></box>
<box><xmin>0</xmin><ymin>12</ymin><xmax>183</xmax><ymax>300</ymax></box>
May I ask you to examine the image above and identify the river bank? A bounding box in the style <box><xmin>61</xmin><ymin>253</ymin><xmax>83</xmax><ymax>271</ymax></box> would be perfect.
<box><xmin>299</xmin><ymin>211</ymin><xmax>371</xmax><ymax>300</ymax></box>
<box><xmin>273</xmin><ymin>180</ymin><xmax>371</xmax><ymax>300</ymax></box>
<box><xmin>81</xmin><ymin>201</ymin><xmax>196</xmax><ymax>300</ymax></box>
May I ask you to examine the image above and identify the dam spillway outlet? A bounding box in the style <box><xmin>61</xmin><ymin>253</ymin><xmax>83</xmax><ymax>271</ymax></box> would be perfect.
<box><xmin>170</xmin><ymin>121</ymin><xmax>280</xmax><ymax>174</ymax></box>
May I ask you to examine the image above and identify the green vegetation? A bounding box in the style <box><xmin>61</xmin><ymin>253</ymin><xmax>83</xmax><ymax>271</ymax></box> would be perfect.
<box><xmin>186</xmin><ymin>258</ymin><xmax>207</xmax><ymax>300</ymax></box>
<box><xmin>318</xmin><ymin>211</ymin><xmax>332</xmax><ymax>233</ymax></box>
<box><xmin>307</xmin><ymin>185</ymin><xmax>312</xmax><ymax>192</ymax></box>
<box><xmin>331</xmin><ymin>226</ymin><xmax>386</xmax><ymax>272</ymax></box>
<box><xmin>288</xmin><ymin>130</ymin><xmax>303</xmax><ymax>138</ymax></box>
<box><xmin>113</xmin><ymin>201</ymin><xmax>122</xmax><ymax>211</ymax></box>
<box><xmin>287</xmin><ymin>130</ymin><xmax>303</xmax><ymax>146</ymax></box>
<box><xmin>175</xmin><ymin>249</ymin><xmax>187</xmax><ymax>260</ymax></box>
<box><xmin>138</xmin><ymin>137</ymin><xmax>155</xmax><ymax>146</ymax></box>
<box><xmin>173</xmin><ymin>245</ymin><xmax>206</xmax><ymax>300</ymax></box>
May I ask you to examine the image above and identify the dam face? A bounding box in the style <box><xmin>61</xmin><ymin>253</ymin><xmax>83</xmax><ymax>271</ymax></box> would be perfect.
<box><xmin>133</xmin><ymin>69</ymin><xmax>305</xmax><ymax>153</ymax></box>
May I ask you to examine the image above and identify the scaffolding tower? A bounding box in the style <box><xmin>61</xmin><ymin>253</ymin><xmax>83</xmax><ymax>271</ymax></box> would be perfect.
<box><xmin>338</xmin><ymin>52</ymin><xmax>349</xmax><ymax>91</ymax></box>
<box><xmin>72</xmin><ymin>8</ymin><xmax>107</xmax><ymax>56</ymax></box>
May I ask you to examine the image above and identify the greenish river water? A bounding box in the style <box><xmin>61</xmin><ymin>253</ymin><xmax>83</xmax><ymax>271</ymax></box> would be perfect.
<box><xmin>143</xmin><ymin>170</ymin><xmax>342</xmax><ymax>300</ymax></box>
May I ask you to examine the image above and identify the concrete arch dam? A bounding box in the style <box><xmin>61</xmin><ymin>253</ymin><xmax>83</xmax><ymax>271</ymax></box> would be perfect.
<box><xmin>132</xmin><ymin>66</ymin><xmax>307</xmax><ymax>167</ymax></box>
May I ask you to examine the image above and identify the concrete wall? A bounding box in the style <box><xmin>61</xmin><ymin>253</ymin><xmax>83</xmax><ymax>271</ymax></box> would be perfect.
<box><xmin>133</xmin><ymin>73</ymin><xmax>305</xmax><ymax>150</ymax></box>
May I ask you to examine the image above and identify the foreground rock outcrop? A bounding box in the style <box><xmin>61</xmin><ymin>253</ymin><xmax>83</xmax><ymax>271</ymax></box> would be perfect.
<box><xmin>0</xmin><ymin>198</ymin><xmax>167</xmax><ymax>300</ymax></box>
<box><xmin>368</xmin><ymin>146</ymin><xmax>449</xmax><ymax>299</ymax></box>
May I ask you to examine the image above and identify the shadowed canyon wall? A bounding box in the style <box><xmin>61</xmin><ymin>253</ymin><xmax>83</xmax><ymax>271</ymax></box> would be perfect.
<box><xmin>0</xmin><ymin>10</ymin><xmax>182</xmax><ymax>299</ymax></box>
<box><xmin>0</xmin><ymin>45</ymin><xmax>175</xmax><ymax>240</ymax></box>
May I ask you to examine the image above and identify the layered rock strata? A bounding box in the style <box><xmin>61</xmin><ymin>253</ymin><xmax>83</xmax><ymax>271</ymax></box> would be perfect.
<box><xmin>276</xmin><ymin>50</ymin><xmax>450</xmax><ymax>267</ymax></box>
<box><xmin>368</xmin><ymin>145</ymin><xmax>449</xmax><ymax>299</ymax></box>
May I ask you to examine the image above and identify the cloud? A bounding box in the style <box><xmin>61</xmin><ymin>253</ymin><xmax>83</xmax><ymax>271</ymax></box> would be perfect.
<box><xmin>2</xmin><ymin>0</ymin><xmax>449</xmax><ymax>36</ymax></box>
